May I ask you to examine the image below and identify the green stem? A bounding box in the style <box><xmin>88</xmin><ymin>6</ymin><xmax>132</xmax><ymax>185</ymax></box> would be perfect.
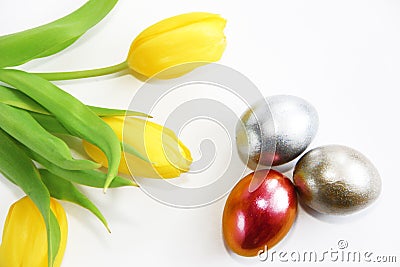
<box><xmin>34</xmin><ymin>61</ymin><xmax>129</xmax><ymax>81</ymax></box>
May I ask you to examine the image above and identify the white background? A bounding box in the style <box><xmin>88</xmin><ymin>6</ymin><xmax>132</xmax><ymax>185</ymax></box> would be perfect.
<box><xmin>1</xmin><ymin>0</ymin><xmax>400</xmax><ymax>266</ymax></box>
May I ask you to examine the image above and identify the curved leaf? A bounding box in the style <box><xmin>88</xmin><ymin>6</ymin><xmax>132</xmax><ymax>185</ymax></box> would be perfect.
<box><xmin>0</xmin><ymin>0</ymin><xmax>118</xmax><ymax>68</ymax></box>
<box><xmin>30</xmin><ymin>112</ymin><xmax>149</xmax><ymax>163</ymax></box>
<box><xmin>0</xmin><ymin>103</ymin><xmax>100</xmax><ymax>171</ymax></box>
<box><xmin>0</xmin><ymin>85</ymin><xmax>48</xmax><ymax>114</ymax></box>
<box><xmin>0</xmin><ymin>129</ymin><xmax>60</xmax><ymax>267</ymax></box>
<box><xmin>40</xmin><ymin>169</ymin><xmax>111</xmax><ymax>232</ymax></box>
<box><xmin>0</xmin><ymin>69</ymin><xmax>121</xmax><ymax>191</ymax></box>
<box><xmin>30</xmin><ymin>112</ymin><xmax>71</xmax><ymax>134</ymax></box>
<box><xmin>0</xmin><ymin>85</ymin><xmax>151</xmax><ymax>117</ymax></box>
<box><xmin>21</xmin><ymin>145</ymin><xmax>136</xmax><ymax>188</ymax></box>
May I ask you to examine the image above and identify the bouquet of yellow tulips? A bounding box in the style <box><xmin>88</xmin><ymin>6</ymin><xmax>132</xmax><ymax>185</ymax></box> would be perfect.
<box><xmin>0</xmin><ymin>0</ymin><xmax>226</xmax><ymax>266</ymax></box>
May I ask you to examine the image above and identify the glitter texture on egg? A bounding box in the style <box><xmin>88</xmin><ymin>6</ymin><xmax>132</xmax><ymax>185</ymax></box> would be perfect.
<box><xmin>236</xmin><ymin>95</ymin><xmax>319</xmax><ymax>169</ymax></box>
<box><xmin>293</xmin><ymin>145</ymin><xmax>382</xmax><ymax>215</ymax></box>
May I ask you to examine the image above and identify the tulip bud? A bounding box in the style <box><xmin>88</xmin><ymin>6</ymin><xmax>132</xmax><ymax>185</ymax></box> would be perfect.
<box><xmin>83</xmin><ymin>117</ymin><xmax>192</xmax><ymax>178</ymax></box>
<box><xmin>0</xmin><ymin>196</ymin><xmax>68</xmax><ymax>267</ymax></box>
<box><xmin>127</xmin><ymin>12</ymin><xmax>227</xmax><ymax>79</ymax></box>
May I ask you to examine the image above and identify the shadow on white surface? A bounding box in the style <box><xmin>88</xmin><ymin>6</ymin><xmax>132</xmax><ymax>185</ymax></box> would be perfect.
<box><xmin>298</xmin><ymin>197</ymin><xmax>379</xmax><ymax>225</ymax></box>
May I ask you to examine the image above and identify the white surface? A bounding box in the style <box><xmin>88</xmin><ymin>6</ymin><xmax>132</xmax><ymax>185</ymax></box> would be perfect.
<box><xmin>1</xmin><ymin>0</ymin><xmax>400</xmax><ymax>266</ymax></box>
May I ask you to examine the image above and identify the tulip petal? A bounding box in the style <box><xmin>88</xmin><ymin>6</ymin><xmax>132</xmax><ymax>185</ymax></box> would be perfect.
<box><xmin>0</xmin><ymin>197</ymin><xmax>67</xmax><ymax>267</ymax></box>
<box><xmin>83</xmin><ymin>117</ymin><xmax>192</xmax><ymax>178</ymax></box>
<box><xmin>131</xmin><ymin>12</ymin><xmax>223</xmax><ymax>49</ymax></box>
<box><xmin>127</xmin><ymin>12</ymin><xmax>227</xmax><ymax>78</ymax></box>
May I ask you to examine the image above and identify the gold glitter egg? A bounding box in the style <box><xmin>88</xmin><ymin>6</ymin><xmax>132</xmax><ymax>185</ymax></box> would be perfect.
<box><xmin>293</xmin><ymin>145</ymin><xmax>381</xmax><ymax>215</ymax></box>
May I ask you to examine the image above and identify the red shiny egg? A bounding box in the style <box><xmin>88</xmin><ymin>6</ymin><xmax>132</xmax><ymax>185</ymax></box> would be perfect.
<box><xmin>222</xmin><ymin>169</ymin><xmax>297</xmax><ymax>257</ymax></box>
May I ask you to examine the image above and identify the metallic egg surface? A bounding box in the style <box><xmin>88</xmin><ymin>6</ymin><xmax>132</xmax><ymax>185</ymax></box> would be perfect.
<box><xmin>293</xmin><ymin>145</ymin><xmax>381</xmax><ymax>215</ymax></box>
<box><xmin>222</xmin><ymin>170</ymin><xmax>298</xmax><ymax>257</ymax></box>
<box><xmin>236</xmin><ymin>95</ymin><xmax>318</xmax><ymax>169</ymax></box>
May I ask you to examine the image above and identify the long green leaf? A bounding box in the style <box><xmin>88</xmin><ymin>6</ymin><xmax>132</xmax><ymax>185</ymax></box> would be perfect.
<box><xmin>0</xmin><ymin>102</ymin><xmax>100</xmax><ymax>171</ymax></box>
<box><xmin>30</xmin><ymin>112</ymin><xmax>150</xmax><ymax>163</ymax></box>
<box><xmin>21</xmin><ymin>144</ymin><xmax>136</xmax><ymax>188</ymax></box>
<box><xmin>31</xmin><ymin>112</ymin><xmax>71</xmax><ymax>134</ymax></box>
<box><xmin>0</xmin><ymin>85</ymin><xmax>150</xmax><ymax>117</ymax></box>
<box><xmin>0</xmin><ymin>0</ymin><xmax>118</xmax><ymax>68</ymax></box>
<box><xmin>89</xmin><ymin>106</ymin><xmax>151</xmax><ymax>118</ymax></box>
<box><xmin>0</xmin><ymin>85</ymin><xmax>48</xmax><ymax>114</ymax></box>
<box><xmin>122</xmin><ymin>142</ymin><xmax>152</xmax><ymax>163</ymax></box>
<box><xmin>40</xmin><ymin>169</ymin><xmax>111</xmax><ymax>232</ymax></box>
<box><xmin>0</xmin><ymin>69</ymin><xmax>121</xmax><ymax>191</ymax></box>
<box><xmin>0</xmin><ymin>129</ymin><xmax>60</xmax><ymax>266</ymax></box>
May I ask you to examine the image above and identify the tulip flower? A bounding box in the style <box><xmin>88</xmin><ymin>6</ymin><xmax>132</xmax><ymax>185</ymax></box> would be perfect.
<box><xmin>127</xmin><ymin>12</ymin><xmax>227</xmax><ymax>78</ymax></box>
<box><xmin>36</xmin><ymin>12</ymin><xmax>227</xmax><ymax>80</ymax></box>
<box><xmin>83</xmin><ymin>117</ymin><xmax>192</xmax><ymax>178</ymax></box>
<box><xmin>0</xmin><ymin>196</ymin><xmax>68</xmax><ymax>267</ymax></box>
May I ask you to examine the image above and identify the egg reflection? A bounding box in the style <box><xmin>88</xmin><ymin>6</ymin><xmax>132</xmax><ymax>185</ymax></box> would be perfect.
<box><xmin>222</xmin><ymin>170</ymin><xmax>297</xmax><ymax>256</ymax></box>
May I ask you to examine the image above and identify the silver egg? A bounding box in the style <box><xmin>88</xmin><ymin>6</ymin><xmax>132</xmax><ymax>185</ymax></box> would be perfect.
<box><xmin>236</xmin><ymin>95</ymin><xmax>319</xmax><ymax>169</ymax></box>
<box><xmin>293</xmin><ymin>145</ymin><xmax>382</xmax><ymax>215</ymax></box>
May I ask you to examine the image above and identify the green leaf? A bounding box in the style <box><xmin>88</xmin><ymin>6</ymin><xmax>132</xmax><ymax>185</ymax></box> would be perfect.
<box><xmin>0</xmin><ymin>69</ymin><xmax>121</xmax><ymax>192</ymax></box>
<box><xmin>49</xmin><ymin>211</ymin><xmax>62</xmax><ymax>267</ymax></box>
<box><xmin>0</xmin><ymin>85</ymin><xmax>151</xmax><ymax>117</ymax></box>
<box><xmin>89</xmin><ymin>106</ymin><xmax>151</xmax><ymax>118</ymax></box>
<box><xmin>0</xmin><ymin>85</ymin><xmax>49</xmax><ymax>114</ymax></box>
<box><xmin>0</xmin><ymin>102</ymin><xmax>100</xmax><ymax>171</ymax></box>
<box><xmin>0</xmin><ymin>0</ymin><xmax>118</xmax><ymax>68</ymax></box>
<box><xmin>40</xmin><ymin>169</ymin><xmax>111</xmax><ymax>232</ymax></box>
<box><xmin>30</xmin><ymin>112</ymin><xmax>71</xmax><ymax>134</ymax></box>
<box><xmin>21</xmin><ymin>144</ymin><xmax>136</xmax><ymax>188</ymax></box>
<box><xmin>30</xmin><ymin>112</ymin><xmax>150</xmax><ymax>163</ymax></box>
<box><xmin>0</xmin><ymin>129</ymin><xmax>61</xmax><ymax>267</ymax></box>
<box><xmin>122</xmin><ymin>142</ymin><xmax>152</xmax><ymax>163</ymax></box>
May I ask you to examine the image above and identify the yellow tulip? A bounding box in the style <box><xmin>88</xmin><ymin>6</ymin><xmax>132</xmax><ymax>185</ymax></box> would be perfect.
<box><xmin>36</xmin><ymin>12</ymin><xmax>226</xmax><ymax>81</ymax></box>
<box><xmin>127</xmin><ymin>12</ymin><xmax>227</xmax><ymax>78</ymax></box>
<box><xmin>0</xmin><ymin>196</ymin><xmax>68</xmax><ymax>267</ymax></box>
<box><xmin>83</xmin><ymin>117</ymin><xmax>192</xmax><ymax>178</ymax></box>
